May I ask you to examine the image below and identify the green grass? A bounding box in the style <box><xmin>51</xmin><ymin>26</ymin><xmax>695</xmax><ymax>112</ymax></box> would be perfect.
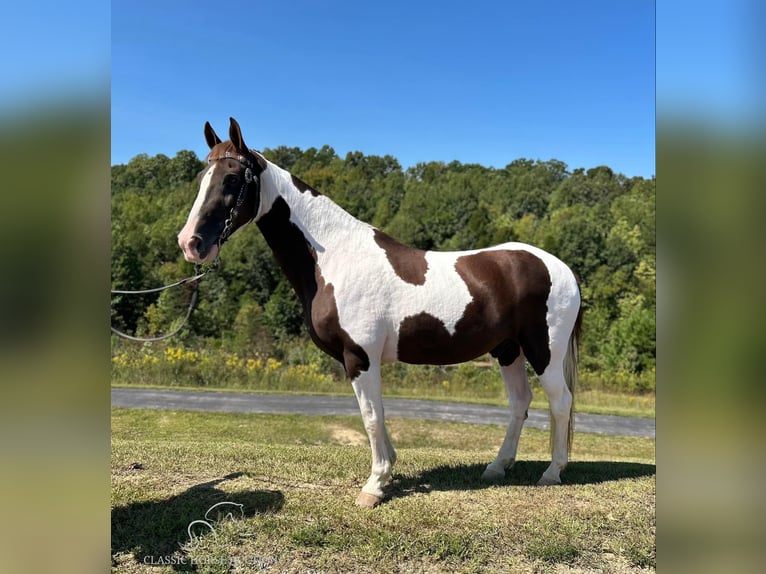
<box><xmin>112</xmin><ymin>409</ymin><xmax>655</xmax><ymax>573</ymax></box>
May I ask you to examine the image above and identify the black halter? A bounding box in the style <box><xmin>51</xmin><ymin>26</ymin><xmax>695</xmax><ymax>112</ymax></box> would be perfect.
<box><xmin>207</xmin><ymin>149</ymin><xmax>261</xmax><ymax>245</ymax></box>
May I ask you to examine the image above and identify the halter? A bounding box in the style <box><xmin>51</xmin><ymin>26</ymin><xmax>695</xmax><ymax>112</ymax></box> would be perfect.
<box><xmin>207</xmin><ymin>149</ymin><xmax>261</xmax><ymax>246</ymax></box>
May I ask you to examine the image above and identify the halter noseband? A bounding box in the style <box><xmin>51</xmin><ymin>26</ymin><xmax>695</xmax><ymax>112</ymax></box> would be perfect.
<box><xmin>207</xmin><ymin>150</ymin><xmax>261</xmax><ymax>245</ymax></box>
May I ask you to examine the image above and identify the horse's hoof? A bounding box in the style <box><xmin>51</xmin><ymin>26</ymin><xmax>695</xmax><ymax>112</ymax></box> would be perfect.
<box><xmin>481</xmin><ymin>467</ymin><xmax>505</xmax><ymax>482</ymax></box>
<box><xmin>536</xmin><ymin>476</ymin><xmax>562</xmax><ymax>486</ymax></box>
<box><xmin>356</xmin><ymin>492</ymin><xmax>383</xmax><ymax>508</ymax></box>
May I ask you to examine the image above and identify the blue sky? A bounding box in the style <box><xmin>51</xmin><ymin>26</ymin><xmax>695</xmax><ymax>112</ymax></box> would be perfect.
<box><xmin>112</xmin><ymin>0</ymin><xmax>655</xmax><ymax>177</ymax></box>
<box><xmin>656</xmin><ymin>0</ymin><xmax>764</xmax><ymax>127</ymax></box>
<box><xmin>0</xmin><ymin>2</ymin><xmax>109</xmax><ymax>110</ymax></box>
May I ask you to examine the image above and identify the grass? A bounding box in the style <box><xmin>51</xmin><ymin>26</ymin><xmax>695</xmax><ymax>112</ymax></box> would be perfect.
<box><xmin>111</xmin><ymin>409</ymin><xmax>655</xmax><ymax>573</ymax></box>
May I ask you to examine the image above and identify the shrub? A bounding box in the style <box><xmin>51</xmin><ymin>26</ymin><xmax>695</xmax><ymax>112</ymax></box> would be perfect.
<box><xmin>112</xmin><ymin>340</ymin><xmax>655</xmax><ymax>397</ymax></box>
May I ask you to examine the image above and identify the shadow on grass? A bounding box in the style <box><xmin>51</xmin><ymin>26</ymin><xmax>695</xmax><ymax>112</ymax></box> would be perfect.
<box><xmin>388</xmin><ymin>460</ymin><xmax>656</xmax><ymax>501</ymax></box>
<box><xmin>111</xmin><ymin>472</ymin><xmax>283</xmax><ymax>570</ymax></box>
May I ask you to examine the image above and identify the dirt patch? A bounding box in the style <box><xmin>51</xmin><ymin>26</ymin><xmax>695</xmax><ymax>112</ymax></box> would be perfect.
<box><xmin>328</xmin><ymin>424</ymin><xmax>367</xmax><ymax>446</ymax></box>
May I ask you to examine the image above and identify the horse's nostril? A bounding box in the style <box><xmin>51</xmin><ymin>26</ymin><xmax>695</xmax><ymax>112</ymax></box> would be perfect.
<box><xmin>190</xmin><ymin>233</ymin><xmax>211</xmax><ymax>258</ymax></box>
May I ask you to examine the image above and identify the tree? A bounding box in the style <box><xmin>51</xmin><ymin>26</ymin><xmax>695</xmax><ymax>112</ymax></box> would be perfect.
<box><xmin>602</xmin><ymin>295</ymin><xmax>656</xmax><ymax>374</ymax></box>
<box><xmin>263</xmin><ymin>146</ymin><xmax>304</xmax><ymax>171</ymax></box>
<box><xmin>540</xmin><ymin>204</ymin><xmax>609</xmax><ymax>279</ymax></box>
<box><xmin>263</xmin><ymin>280</ymin><xmax>305</xmax><ymax>343</ymax></box>
<box><xmin>386</xmin><ymin>164</ymin><xmax>481</xmax><ymax>250</ymax></box>
<box><xmin>549</xmin><ymin>165</ymin><xmax>625</xmax><ymax>211</ymax></box>
<box><xmin>229</xmin><ymin>300</ymin><xmax>274</xmax><ymax>357</ymax></box>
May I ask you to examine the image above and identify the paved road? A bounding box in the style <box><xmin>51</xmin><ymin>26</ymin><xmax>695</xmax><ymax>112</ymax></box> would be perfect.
<box><xmin>112</xmin><ymin>387</ymin><xmax>654</xmax><ymax>438</ymax></box>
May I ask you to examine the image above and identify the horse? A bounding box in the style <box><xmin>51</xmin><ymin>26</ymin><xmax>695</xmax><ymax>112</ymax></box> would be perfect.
<box><xmin>178</xmin><ymin>117</ymin><xmax>582</xmax><ymax>508</ymax></box>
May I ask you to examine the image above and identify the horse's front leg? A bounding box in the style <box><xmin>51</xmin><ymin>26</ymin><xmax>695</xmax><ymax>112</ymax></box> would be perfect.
<box><xmin>350</xmin><ymin>359</ymin><xmax>395</xmax><ymax>508</ymax></box>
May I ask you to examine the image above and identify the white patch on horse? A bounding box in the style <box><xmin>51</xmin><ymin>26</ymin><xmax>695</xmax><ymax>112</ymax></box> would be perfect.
<box><xmin>309</xmin><ymin>226</ymin><xmax>475</xmax><ymax>361</ymax></box>
<box><xmin>178</xmin><ymin>163</ymin><xmax>217</xmax><ymax>255</ymax></box>
<box><xmin>325</xmin><ymin>242</ymin><xmax>476</xmax><ymax>362</ymax></box>
<box><xmin>191</xmin><ymin>165</ymin><xmax>216</xmax><ymax>224</ymax></box>
<box><xmin>253</xmin><ymin>161</ymin><xmax>281</xmax><ymax>221</ymax></box>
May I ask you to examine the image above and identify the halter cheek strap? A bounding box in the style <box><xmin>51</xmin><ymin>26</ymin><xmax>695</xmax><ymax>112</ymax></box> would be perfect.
<box><xmin>208</xmin><ymin>150</ymin><xmax>261</xmax><ymax>245</ymax></box>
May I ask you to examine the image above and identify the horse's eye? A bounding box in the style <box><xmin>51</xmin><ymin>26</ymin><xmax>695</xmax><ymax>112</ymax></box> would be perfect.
<box><xmin>225</xmin><ymin>174</ymin><xmax>240</xmax><ymax>187</ymax></box>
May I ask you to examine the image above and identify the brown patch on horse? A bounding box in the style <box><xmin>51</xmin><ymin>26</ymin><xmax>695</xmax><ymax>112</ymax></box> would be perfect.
<box><xmin>311</xmin><ymin>270</ymin><xmax>370</xmax><ymax>380</ymax></box>
<box><xmin>291</xmin><ymin>174</ymin><xmax>321</xmax><ymax>196</ymax></box>
<box><xmin>256</xmin><ymin>197</ymin><xmax>318</xmax><ymax>307</ymax></box>
<box><xmin>373</xmin><ymin>230</ymin><xmax>428</xmax><ymax>286</ymax></box>
<box><xmin>456</xmin><ymin>250</ymin><xmax>552</xmax><ymax>373</ymax></box>
<box><xmin>397</xmin><ymin>249</ymin><xmax>551</xmax><ymax>373</ymax></box>
<box><xmin>397</xmin><ymin>312</ymin><xmax>480</xmax><ymax>364</ymax></box>
<box><xmin>256</xmin><ymin>196</ymin><xmax>369</xmax><ymax>379</ymax></box>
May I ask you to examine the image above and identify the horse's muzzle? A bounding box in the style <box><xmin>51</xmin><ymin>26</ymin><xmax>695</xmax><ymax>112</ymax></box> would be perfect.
<box><xmin>178</xmin><ymin>232</ymin><xmax>219</xmax><ymax>264</ymax></box>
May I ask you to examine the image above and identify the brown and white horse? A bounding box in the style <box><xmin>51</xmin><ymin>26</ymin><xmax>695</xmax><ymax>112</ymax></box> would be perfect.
<box><xmin>178</xmin><ymin>118</ymin><xmax>582</xmax><ymax>507</ymax></box>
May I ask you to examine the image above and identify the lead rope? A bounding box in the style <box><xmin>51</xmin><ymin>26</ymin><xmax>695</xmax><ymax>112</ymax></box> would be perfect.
<box><xmin>110</xmin><ymin>262</ymin><xmax>214</xmax><ymax>342</ymax></box>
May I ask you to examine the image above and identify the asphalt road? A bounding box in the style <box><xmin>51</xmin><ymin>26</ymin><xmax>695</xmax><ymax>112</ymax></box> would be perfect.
<box><xmin>112</xmin><ymin>387</ymin><xmax>655</xmax><ymax>438</ymax></box>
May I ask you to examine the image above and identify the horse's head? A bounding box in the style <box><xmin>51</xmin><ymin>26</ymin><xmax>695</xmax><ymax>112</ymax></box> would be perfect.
<box><xmin>178</xmin><ymin>117</ymin><xmax>266</xmax><ymax>263</ymax></box>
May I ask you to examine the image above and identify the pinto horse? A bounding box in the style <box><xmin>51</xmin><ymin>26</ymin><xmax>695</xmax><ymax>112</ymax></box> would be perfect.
<box><xmin>178</xmin><ymin>118</ymin><xmax>582</xmax><ymax>507</ymax></box>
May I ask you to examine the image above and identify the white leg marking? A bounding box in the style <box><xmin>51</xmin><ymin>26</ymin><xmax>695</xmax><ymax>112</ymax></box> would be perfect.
<box><xmin>482</xmin><ymin>354</ymin><xmax>532</xmax><ymax>481</ymax></box>
<box><xmin>537</xmin><ymin>362</ymin><xmax>572</xmax><ymax>486</ymax></box>
<box><xmin>351</xmin><ymin>361</ymin><xmax>395</xmax><ymax>503</ymax></box>
<box><xmin>536</xmin><ymin>254</ymin><xmax>579</xmax><ymax>486</ymax></box>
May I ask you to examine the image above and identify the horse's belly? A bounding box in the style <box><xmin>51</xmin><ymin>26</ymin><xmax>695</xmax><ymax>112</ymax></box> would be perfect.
<box><xmin>394</xmin><ymin>312</ymin><xmax>505</xmax><ymax>365</ymax></box>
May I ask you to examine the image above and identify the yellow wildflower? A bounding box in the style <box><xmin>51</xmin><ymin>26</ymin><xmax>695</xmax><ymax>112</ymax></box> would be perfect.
<box><xmin>266</xmin><ymin>358</ymin><xmax>282</xmax><ymax>371</ymax></box>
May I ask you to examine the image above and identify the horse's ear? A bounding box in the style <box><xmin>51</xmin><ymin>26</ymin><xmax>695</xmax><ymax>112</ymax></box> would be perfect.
<box><xmin>204</xmin><ymin>122</ymin><xmax>222</xmax><ymax>149</ymax></box>
<box><xmin>229</xmin><ymin>117</ymin><xmax>247</xmax><ymax>152</ymax></box>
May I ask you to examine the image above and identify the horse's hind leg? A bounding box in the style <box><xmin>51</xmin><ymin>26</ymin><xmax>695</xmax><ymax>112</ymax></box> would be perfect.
<box><xmin>536</xmin><ymin>361</ymin><xmax>572</xmax><ymax>486</ymax></box>
<box><xmin>482</xmin><ymin>353</ymin><xmax>532</xmax><ymax>482</ymax></box>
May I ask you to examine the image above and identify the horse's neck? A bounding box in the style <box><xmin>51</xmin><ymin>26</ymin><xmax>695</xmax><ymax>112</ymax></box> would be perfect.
<box><xmin>255</xmin><ymin>161</ymin><xmax>369</xmax><ymax>303</ymax></box>
<box><xmin>265</xmin><ymin>162</ymin><xmax>367</xmax><ymax>243</ymax></box>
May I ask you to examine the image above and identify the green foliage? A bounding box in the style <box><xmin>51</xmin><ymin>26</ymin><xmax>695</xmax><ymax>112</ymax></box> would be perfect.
<box><xmin>263</xmin><ymin>280</ymin><xmax>305</xmax><ymax>341</ymax></box>
<box><xmin>111</xmin><ymin>147</ymin><xmax>656</xmax><ymax>391</ymax></box>
<box><xmin>228</xmin><ymin>300</ymin><xmax>274</xmax><ymax>358</ymax></box>
<box><xmin>603</xmin><ymin>296</ymin><xmax>656</xmax><ymax>375</ymax></box>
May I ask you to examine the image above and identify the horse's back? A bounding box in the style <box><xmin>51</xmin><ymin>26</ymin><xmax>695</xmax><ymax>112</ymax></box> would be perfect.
<box><xmin>429</xmin><ymin>241</ymin><xmax>579</xmax><ymax>307</ymax></box>
<box><xmin>483</xmin><ymin>242</ymin><xmax>578</xmax><ymax>285</ymax></box>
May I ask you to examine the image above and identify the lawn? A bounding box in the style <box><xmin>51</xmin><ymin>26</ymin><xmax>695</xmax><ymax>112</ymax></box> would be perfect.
<box><xmin>111</xmin><ymin>409</ymin><xmax>655</xmax><ymax>573</ymax></box>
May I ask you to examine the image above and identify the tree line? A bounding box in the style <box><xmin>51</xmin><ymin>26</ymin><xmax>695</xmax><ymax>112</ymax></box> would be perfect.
<box><xmin>111</xmin><ymin>146</ymin><xmax>655</xmax><ymax>382</ymax></box>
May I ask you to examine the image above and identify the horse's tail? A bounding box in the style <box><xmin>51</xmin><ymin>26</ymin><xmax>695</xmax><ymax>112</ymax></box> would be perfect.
<box><xmin>562</xmin><ymin>302</ymin><xmax>582</xmax><ymax>452</ymax></box>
